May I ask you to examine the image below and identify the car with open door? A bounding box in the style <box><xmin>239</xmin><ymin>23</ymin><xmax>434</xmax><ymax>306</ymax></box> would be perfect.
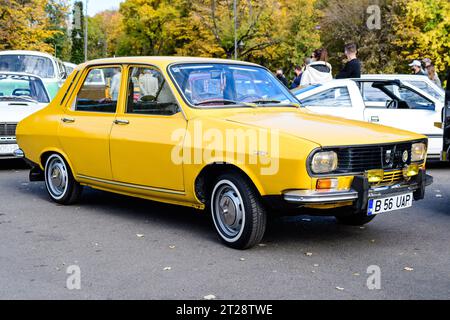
<box><xmin>16</xmin><ymin>57</ymin><xmax>432</xmax><ymax>249</ymax></box>
<box><xmin>294</xmin><ymin>79</ymin><xmax>444</xmax><ymax>159</ymax></box>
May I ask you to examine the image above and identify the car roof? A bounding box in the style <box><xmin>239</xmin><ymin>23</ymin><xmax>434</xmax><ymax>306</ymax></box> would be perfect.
<box><xmin>78</xmin><ymin>56</ymin><xmax>261</xmax><ymax>71</ymax></box>
<box><xmin>0</xmin><ymin>50</ymin><xmax>56</xmax><ymax>60</ymax></box>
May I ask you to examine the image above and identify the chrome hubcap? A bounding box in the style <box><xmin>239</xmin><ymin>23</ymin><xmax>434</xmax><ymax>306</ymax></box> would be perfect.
<box><xmin>213</xmin><ymin>181</ymin><xmax>245</xmax><ymax>239</ymax></box>
<box><xmin>46</xmin><ymin>156</ymin><xmax>68</xmax><ymax>198</ymax></box>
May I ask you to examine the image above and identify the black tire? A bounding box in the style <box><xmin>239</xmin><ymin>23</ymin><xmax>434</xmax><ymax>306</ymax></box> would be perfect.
<box><xmin>209</xmin><ymin>172</ymin><xmax>267</xmax><ymax>249</ymax></box>
<box><xmin>335</xmin><ymin>208</ymin><xmax>375</xmax><ymax>226</ymax></box>
<box><xmin>44</xmin><ymin>153</ymin><xmax>82</xmax><ymax>205</ymax></box>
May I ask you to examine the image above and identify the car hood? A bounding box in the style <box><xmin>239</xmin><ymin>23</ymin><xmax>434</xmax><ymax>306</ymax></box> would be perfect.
<box><xmin>0</xmin><ymin>102</ymin><xmax>47</xmax><ymax>123</ymax></box>
<box><xmin>224</xmin><ymin>109</ymin><xmax>424</xmax><ymax>147</ymax></box>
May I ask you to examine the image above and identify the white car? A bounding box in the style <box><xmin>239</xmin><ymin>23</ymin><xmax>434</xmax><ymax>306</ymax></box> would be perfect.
<box><xmin>0</xmin><ymin>50</ymin><xmax>67</xmax><ymax>99</ymax></box>
<box><xmin>0</xmin><ymin>72</ymin><xmax>50</xmax><ymax>159</ymax></box>
<box><xmin>293</xmin><ymin>78</ymin><xmax>444</xmax><ymax>159</ymax></box>
<box><xmin>63</xmin><ymin>62</ymin><xmax>77</xmax><ymax>75</ymax></box>
<box><xmin>362</xmin><ymin>74</ymin><xmax>445</xmax><ymax>103</ymax></box>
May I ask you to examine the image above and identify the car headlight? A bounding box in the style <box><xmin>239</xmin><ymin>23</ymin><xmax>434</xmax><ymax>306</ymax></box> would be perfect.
<box><xmin>411</xmin><ymin>142</ymin><xmax>427</xmax><ymax>162</ymax></box>
<box><xmin>311</xmin><ymin>151</ymin><xmax>338</xmax><ymax>174</ymax></box>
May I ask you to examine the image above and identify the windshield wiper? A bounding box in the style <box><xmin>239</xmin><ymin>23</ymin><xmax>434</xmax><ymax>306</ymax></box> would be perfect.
<box><xmin>249</xmin><ymin>99</ymin><xmax>282</xmax><ymax>104</ymax></box>
<box><xmin>0</xmin><ymin>95</ymin><xmax>38</xmax><ymax>104</ymax></box>
<box><xmin>194</xmin><ymin>99</ymin><xmax>254</xmax><ymax>107</ymax></box>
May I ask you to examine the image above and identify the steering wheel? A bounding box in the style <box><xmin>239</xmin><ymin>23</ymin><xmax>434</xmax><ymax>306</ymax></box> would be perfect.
<box><xmin>12</xmin><ymin>88</ymin><xmax>32</xmax><ymax>96</ymax></box>
<box><xmin>386</xmin><ymin>100</ymin><xmax>398</xmax><ymax>109</ymax></box>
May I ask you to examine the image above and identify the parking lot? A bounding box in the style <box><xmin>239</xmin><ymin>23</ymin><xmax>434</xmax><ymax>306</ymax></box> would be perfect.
<box><xmin>0</xmin><ymin>159</ymin><xmax>449</xmax><ymax>300</ymax></box>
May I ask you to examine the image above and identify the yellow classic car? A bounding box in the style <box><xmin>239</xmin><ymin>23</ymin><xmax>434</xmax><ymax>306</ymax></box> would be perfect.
<box><xmin>16</xmin><ymin>57</ymin><xmax>432</xmax><ymax>249</ymax></box>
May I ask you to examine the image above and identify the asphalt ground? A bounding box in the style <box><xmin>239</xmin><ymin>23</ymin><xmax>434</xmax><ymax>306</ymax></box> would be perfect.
<box><xmin>0</xmin><ymin>160</ymin><xmax>449</xmax><ymax>299</ymax></box>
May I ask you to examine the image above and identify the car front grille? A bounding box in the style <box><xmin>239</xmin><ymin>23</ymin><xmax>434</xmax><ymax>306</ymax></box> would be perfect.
<box><xmin>325</xmin><ymin>142</ymin><xmax>417</xmax><ymax>174</ymax></box>
<box><xmin>373</xmin><ymin>170</ymin><xmax>404</xmax><ymax>187</ymax></box>
<box><xmin>0</xmin><ymin>123</ymin><xmax>17</xmax><ymax>137</ymax></box>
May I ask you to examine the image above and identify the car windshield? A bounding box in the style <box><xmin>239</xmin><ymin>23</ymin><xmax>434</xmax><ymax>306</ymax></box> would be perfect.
<box><xmin>169</xmin><ymin>63</ymin><xmax>298</xmax><ymax>107</ymax></box>
<box><xmin>0</xmin><ymin>54</ymin><xmax>55</xmax><ymax>79</ymax></box>
<box><xmin>407</xmin><ymin>80</ymin><xmax>445</xmax><ymax>102</ymax></box>
<box><xmin>0</xmin><ymin>74</ymin><xmax>50</xmax><ymax>103</ymax></box>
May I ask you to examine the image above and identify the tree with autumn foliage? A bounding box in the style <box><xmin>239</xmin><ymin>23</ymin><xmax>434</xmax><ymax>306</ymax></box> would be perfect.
<box><xmin>392</xmin><ymin>0</ymin><xmax>450</xmax><ymax>77</ymax></box>
<box><xmin>0</xmin><ymin>0</ymin><xmax>62</xmax><ymax>53</ymax></box>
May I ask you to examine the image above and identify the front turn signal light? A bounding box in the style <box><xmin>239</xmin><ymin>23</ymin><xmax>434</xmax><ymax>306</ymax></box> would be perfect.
<box><xmin>366</xmin><ymin>169</ymin><xmax>384</xmax><ymax>183</ymax></box>
<box><xmin>316</xmin><ymin>178</ymin><xmax>338</xmax><ymax>190</ymax></box>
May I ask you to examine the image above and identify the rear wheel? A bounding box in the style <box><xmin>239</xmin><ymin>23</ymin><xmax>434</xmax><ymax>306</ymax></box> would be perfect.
<box><xmin>209</xmin><ymin>173</ymin><xmax>266</xmax><ymax>249</ymax></box>
<box><xmin>44</xmin><ymin>154</ymin><xmax>82</xmax><ymax>205</ymax></box>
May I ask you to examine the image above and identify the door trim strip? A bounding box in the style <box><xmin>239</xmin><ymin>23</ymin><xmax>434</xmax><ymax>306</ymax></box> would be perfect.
<box><xmin>77</xmin><ymin>174</ymin><xmax>185</xmax><ymax>195</ymax></box>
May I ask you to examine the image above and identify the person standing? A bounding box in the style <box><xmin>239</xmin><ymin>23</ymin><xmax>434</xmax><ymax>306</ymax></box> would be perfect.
<box><xmin>409</xmin><ymin>60</ymin><xmax>426</xmax><ymax>76</ymax></box>
<box><xmin>336</xmin><ymin>43</ymin><xmax>361</xmax><ymax>79</ymax></box>
<box><xmin>290</xmin><ymin>66</ymin><xmax>303</xmax><ymax>89</ymax></box>
<box><xmin>299</xmin><ymin>48</ymin><xmax>333</xmax><ymax>86</ymax></box>
<box><xmin>423</xmin><ymin>58</ymin><xmax>442</xmax><ymax>87</ymax></box>
<box><xmin>110</xmin><ymin>69</ymin><xmax>122</xmax><ymax>101</ymax></box>
<box><xmin>276</xmin><ymin>69</ymin><xmax>289</xmax><ymax>87</ymax></box>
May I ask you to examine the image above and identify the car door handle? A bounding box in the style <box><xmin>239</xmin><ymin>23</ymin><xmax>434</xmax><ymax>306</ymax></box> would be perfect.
<box><xmin>61</xmin><ymin>117</ymin><xmax>75</xmax><ymax>123</ymax></box>
<box><xmin>370</xmin><ymin>116</ymin><xmax>379</xmax><ymax>123</ymax></box>
<box><xmin>113</xmin><ymin>119</ymin><xmax>130</xmax><ymax>125</ymax></box>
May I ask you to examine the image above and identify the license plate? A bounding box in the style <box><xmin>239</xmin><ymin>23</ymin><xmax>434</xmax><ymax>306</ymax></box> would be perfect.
<box><xmin>0</xmin><ymin>144</ymin><xmax>19</xmax><ymax>155</ymax></box>
<box><xmin>367</xmin><ymin>193</ymin><xmax>413</xmax><ymax>216</ymax></box>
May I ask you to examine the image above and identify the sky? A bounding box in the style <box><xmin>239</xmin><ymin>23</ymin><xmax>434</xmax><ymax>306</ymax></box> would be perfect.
<box><xmin>78</xmin><ymin>0</ymin><xmax>124</xmax><ymax>16</ymax></box>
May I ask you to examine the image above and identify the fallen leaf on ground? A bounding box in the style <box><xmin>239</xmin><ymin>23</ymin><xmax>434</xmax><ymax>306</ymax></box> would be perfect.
<box><xmin>435</xmin><ymin>194</ymin><xmax>443</xmax><ymax>198</ymax></box>
<box><xmin>258</xmin><ymin>243</ymin><xmax>267</xmax><ymax>247</ymax></box>
<box><xmin>404</xmin><ymin>267</ymin><xmax>414</xmax><ymax>271</ymax></box>
<box><xmin>136</xmin><ymin>234</ymin><xmax>144</xmax><ymax>238</ymax></box>
<box><xmin>305</xmin><ymin>252</ymin><xmax>313</xmax><ymax>256</ymax></box>
<box><xmin>335</xmin><ymin>287</ymin><xmax>345</xmax><ymax>291</ymax></box>
<box><xmin>313</xmin><ymin>264</ymin><xmax>319</xmax><ymax>267</ymax></box>
<box><xmin>163</xmin><ymin>267</ymin><xmax>172</xmax><ymax>271</ymax></box>
<box><xmin>353</xmin><ymin>273</ymin><xmax>360</xmax><ymax>276</ymax></box>
<box><xmin>169</xmin><ymin>245</ymin><xmax>175</xmax><ymax>249</ymax></box>
<box><xmin>302</xmin><ymin>218</ymin><xmax>311</xmax><ymax>222</ymax></box>
<box><xmin>204</xmin><ymin>294</ymin><xmax>216</xmax><ymax>300</ymax></box>
<box><xmin>239</xmin><ymin>258</ymin><xmax>246</xmax><ymax>261</ymax></box>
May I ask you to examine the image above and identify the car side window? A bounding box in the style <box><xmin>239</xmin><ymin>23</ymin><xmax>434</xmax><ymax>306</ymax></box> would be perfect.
<box><xmin>361</xmin><ymin>82</ymin><xmax>391</xmax><ymax>104</ymax></box>
<box><xmin>74</xmin><ymin>67</ymin><xmax>121</xmax><ymax>113</ymax></box>
<box><xmin>126</xmin><ymin>66</ymin><xmax>179</xmax><ymax>115</ymax></box>
<box><xmin>300</xmin><ymin>87</ymin><xmax>352</xmax><ymax>108</ymax></box>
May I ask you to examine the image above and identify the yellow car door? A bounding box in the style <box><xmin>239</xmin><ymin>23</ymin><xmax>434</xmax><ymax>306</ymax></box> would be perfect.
<box><xmin>58</xmin><ymin>66</ymin><xmax>124</xmax><ymax>180</ymax></box>
<box><xmin>109</xmin><ymin>65</ymin><xmax>186</xmax><ymax>191</ymax></box>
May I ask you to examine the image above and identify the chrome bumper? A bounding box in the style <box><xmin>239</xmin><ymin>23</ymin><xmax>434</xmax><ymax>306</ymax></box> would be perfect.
<box><xmin>283</xmin><ymin>173</ymin><xmax>433</xmax><ymax>205</ymax></box>
<box><xmin>283</xmin><ymin>190</ymin><xmax>358</xmax><ymax>204</ymax></box>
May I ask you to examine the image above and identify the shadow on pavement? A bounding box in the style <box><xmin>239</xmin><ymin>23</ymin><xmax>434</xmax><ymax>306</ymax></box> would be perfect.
<box><xmin>0</xmin><ymin>159</ymin><xmax>29</xmax><ymax>171</ymax></box>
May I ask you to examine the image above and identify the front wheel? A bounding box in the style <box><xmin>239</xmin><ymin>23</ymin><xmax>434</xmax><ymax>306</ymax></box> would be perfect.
<box><xmin>44</xmin><ymin>154</ymin><xmax>82</xmax><ymax>205</ymax></box>
<box><xmin>210</xmin><ymin>173</ymin><xmax>267</xmax><ymax>249</ymax></box>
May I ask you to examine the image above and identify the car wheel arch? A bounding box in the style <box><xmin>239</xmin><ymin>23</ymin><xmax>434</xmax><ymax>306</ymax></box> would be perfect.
<box><xmin>40</xmin><ymin>150</ymin><xmax>77</xmax><ymax>179</ymax></box>
<box><xmin>194</xmin><ymin>162</ymin><xmax>265</xmax><ymax>204</ymax></box>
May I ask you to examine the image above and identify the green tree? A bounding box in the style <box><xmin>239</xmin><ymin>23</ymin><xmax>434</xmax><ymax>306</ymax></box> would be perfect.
<box><xmin>393</xmin><ymin>0</ymin><xmax>450</xmax><ymax>77</ymax></box>
<box><xmin>45</xmin><ymin>0</ymin><xmax>70</xmax><ymax>60</ymax></box>
<box><xmin>118</xmin><ymin>0</ymin><xmax>182</xmax><ymax>55</ymax></box>
<box><xmin>71</xmin><ymin>0</ymin><xmax>85</xmax><ymax>64</ymax></box>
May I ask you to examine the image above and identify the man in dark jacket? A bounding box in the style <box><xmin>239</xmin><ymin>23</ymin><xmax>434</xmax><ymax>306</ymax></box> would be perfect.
<box><xmin>336</xmin><ymin>43</ymin><xmax>361</xmax><ymax>79</ymax></box>
<box><xmin>276</xmin><ymin>69</ymin><xmax>289</xmax><ymax>87</ymax></box>
<box><xmin>290</xmin><ymin>66</ymin><xmax>302</xmax><ymax>89</ymax></box>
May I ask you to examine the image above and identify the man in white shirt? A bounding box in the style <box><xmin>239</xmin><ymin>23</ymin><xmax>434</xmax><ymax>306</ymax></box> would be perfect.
<box><xmin>110</xmin><ymin>69</ymin><xmax>121</xmax><ymax>101</ymax></box>
<box><xmin>139</xmin><ymin>69</ymin><xmax>159</xmax><ymax>97</ymax></box>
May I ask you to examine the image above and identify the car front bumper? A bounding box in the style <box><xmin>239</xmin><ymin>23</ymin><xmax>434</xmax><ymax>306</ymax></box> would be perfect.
<box><xmin>283</xmin><ymin>170</ymin><xmax>433</xmax><ymax>211</ymax></box>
